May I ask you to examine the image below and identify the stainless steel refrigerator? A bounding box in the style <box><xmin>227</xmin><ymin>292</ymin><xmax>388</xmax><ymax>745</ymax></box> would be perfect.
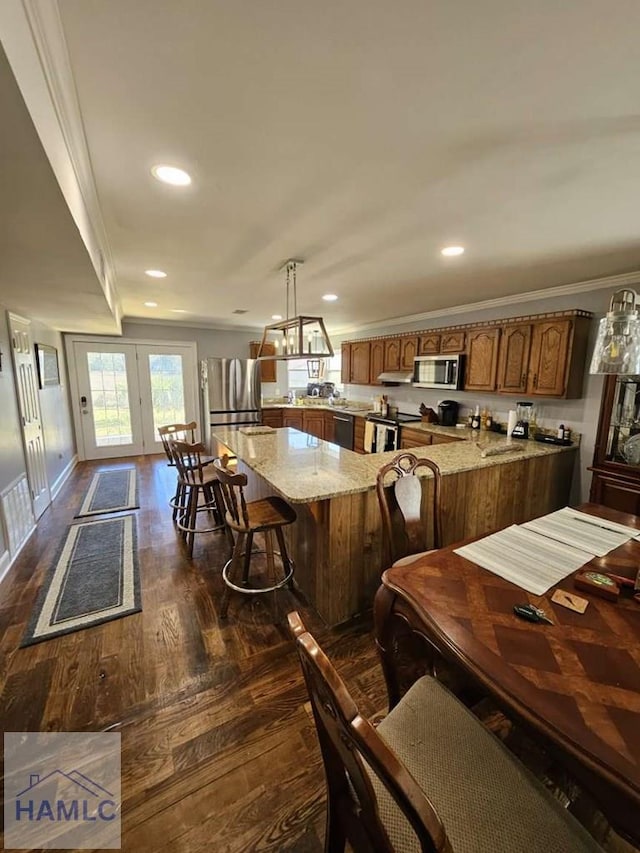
<box><xmin>201</xmin><ymin>358</ymin><xmax>261</xmax><ymax>450</ymax></box>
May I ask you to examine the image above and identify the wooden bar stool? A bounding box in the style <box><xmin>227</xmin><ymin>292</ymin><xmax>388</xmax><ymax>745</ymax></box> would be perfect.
<box><xmin>213</xmin><ymin>457</ymin><xmax>296</xmax><ymax>618</ymax></box>
<box><xmin>158</xmin><ymin>422</ymin><xmax>199</xmax><ymax>519</ymax></box>
<box><xmin>170</xmin><ymin>440</ymin><xmax>227</xmax><ymax>558</ymax></box>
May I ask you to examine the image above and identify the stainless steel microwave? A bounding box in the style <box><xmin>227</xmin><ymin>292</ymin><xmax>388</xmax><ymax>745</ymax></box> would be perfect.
<box><xmin>412</xmin><ymin>354</ymin><xmax>464</xmax><ymax>390</ymax></box>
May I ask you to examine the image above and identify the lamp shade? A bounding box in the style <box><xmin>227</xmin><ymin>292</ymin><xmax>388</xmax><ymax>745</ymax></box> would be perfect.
<box><xmin>589</xmin><ymin>289</ymin><xmax>640</xmax><ymax>375</ymax></box>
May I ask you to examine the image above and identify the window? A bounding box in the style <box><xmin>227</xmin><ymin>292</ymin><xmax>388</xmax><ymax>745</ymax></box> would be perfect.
<box><xmin>287</xmin><ymin>354</ymin><xmax>342</xmax><ymax>391</ymax></box>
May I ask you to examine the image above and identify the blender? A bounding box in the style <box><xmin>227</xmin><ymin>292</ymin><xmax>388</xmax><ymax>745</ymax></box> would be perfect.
<box><xmin>512</xmin><ymin>402</ymin><xmax>535</xmax><ymax>439</ymax></box>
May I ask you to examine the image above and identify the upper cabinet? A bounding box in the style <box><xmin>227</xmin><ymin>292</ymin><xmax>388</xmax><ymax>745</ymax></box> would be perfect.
<box><xmin>340</xmin><ymin>310</ymin><xmax>591</xmax><ymax>395</ymax></box>
<box><xmin>440</xmin><ymin>331</ymin><xmax>466</xmax><ymax>353</ymax></box>
<box><xmin>418</xmin><ymin>333</ymin><xmax>440</xmax><ymax>354</ymax></box>
<box><xmin>249</xmin><ymin>341</ymin><xmax>277</xmax><ymax>382</ymax></box>
<box><xmin>369</xmin><ymin>339</ymin><xmax>385</xmax><ymax>385</ymax></box>
<box><xmin>400</xmin><ymin>337</ymin><xmax>418</xmax><ymax>370</ymax></box>
<box><xmin>384</xmin><ymin>338</ymin><xmax>401</xmax><ymax>371</ymax></box>
<box><xmin>350</xmin><ymin>340</ymin><xmax>371</xmax><ymax>384</ymax></box>
<box><xmin>341</xmin><ymin>343</ymin><xmax>352</xmax><ymax>385</ymax></box>
<box><xmin>464</xmin><ymin>328</ymin><xmax>501</xmax><ymax>391</ymax></box>
<box><xmin>496</xmin><ymin>324</ymin><xmax>532</xmax><ymax>395</ymax></box>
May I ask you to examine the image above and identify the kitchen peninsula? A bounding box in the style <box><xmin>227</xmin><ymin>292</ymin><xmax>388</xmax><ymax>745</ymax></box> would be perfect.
<box><xmin>213</xmin><ymin>424</ymin><xmax>577</xmax><ymax>625</ymax></box>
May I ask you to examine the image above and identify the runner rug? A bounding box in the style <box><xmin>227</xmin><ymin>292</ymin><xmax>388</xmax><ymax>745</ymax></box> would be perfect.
<box><xmin>75</xmin><ymin>468</ymin><xmax>138</xmax><ymax>517</ymax></box>
<box><xmin>21</xmin><ymin>514</ymin><xmax>141</xmax><ymax>646</ymax></box>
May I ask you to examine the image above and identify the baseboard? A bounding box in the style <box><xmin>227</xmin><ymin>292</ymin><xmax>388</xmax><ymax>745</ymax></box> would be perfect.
<box><xmin>50</xmin><ymin>453</ymin><xmax>78</xmax><ymax>500</ymax></box>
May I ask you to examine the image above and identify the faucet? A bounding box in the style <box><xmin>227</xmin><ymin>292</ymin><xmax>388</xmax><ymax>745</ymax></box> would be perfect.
<box><xmin>287</xmin><ymin>390</ymin><xmax>295</xmax><ymax>404</ymax></box>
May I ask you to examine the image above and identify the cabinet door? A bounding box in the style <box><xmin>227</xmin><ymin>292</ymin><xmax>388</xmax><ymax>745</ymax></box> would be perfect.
<box><xmin>589</xmin><ymin>471</ymin><xmax>640</xmax><ymax>515</ymax></box>
<box><xmin>399</xmin><ymin>427</ymin><xmax>431</xmax><ymax>449</ymax></box>
<box><xmin>369</xmin><ymin>339</ymin><xmax>385</xmax><ymax>385</ymax></box>
<box><xmin>249</xmin><ymin>341</ymin><xmax>277</xmax><ymax>382</ymax></box>
<box><xmin>261</xmin><ymin>408</ymin><xmax>283</xmax><ymax>428</ymax></box>
<box><xmin>418</xmin><ymin>333</ymin><xmax>440</xmax><ymax>355</ymax></box>
<box><xmin>303</xmin><ymin>410</ymin><xmax>325</xmax><ymax>439</ymax></box>
<box><xmin>341</xmin><ymin>343</ymin><xmax>352</xmax><ymax>385</ymax></box>
<box><xmin>400</xmin><ymin>337</ymin><xmax>418</xmax><ymax>370</ymax></box>
<box><xmin>441</xmin><ymin>331</ymin><xmax>466</xmax><ymax>353</ymax></box>
<box><xmin>384</xmin><ymin>338</ymin><xmax>401</xmax><ymax>371</ymax></box>
<box><xmin>528</xmin><ymin>319</ymin><xmax>571</xmax><ymax>397</ymax></box>
<box><xmin>430</xmin><ymin>433</ymin><xmax>462</xmax><ymax>445</ymax></box>
<box><xmin>323</xmin><ymin>410</ymin><xmax>335</xmax><ymax>443</ymax></box>
<box><xmin>353</xmin><ymin>416</ymin><xmax>366</xmax><ymax>453</ymax></box>
<box><xmin>283</xmin><ymin>411</ymin><xmax>303</xmax><ymax>430</ymax></box>
<box><xmin>464</xmin><ymin>329</ymin><xmax>501</xmax><ymax>391</ymax></box>
<box><xmin>350</xmin><ymin>341</ymin><xmax>371</xmax><ymax>384</ymax></box>
<box><xmin>497</xmin><ymin>325</ymin><xmax>531</xmax><ymax>394</ymax></box>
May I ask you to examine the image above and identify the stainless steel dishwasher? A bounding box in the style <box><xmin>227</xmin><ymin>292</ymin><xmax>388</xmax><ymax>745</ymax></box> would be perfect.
<box><xmin>332</xmin><ymin>412</ymin><xmax>354</xmax><ymax>449</ymax></box>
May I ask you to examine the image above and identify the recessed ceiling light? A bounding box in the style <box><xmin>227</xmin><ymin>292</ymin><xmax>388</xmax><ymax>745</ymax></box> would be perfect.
<box><xmin>145</xmin><ymin>269</ymin><xmax>167</xmax><ymax>278</ymax></box>
<box><xmin>144</xmin><ymin>301</ymin><xmax>158</xmax><ymax>307</ymax></box>
<box><xmin>322</xmin><ymin>294</ymin><xmax>338</xmax><ymax>302</ymax></box>
<box><xmin>171</xmin><ymin>309</ymin><xmax>187</xmax><ymax>314</ymax></box>
<box><xmin>271</xmin><ymin>314</ymin><xmax>283</xmax><ymax>320</ymax></box>
<box><xmin>151</xmin><ymin>164</ymin><xmax>192</xmax><ymax>186</ymax></box>
<box><xmin>441</xmin><ymin>246</ymin><xmax>465</xmax><ymax>257</ymax></box>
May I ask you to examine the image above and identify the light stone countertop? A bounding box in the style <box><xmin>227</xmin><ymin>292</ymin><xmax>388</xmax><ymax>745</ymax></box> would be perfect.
<box><xmin>212</xmin><ymin>425</ymin><xmax>577</xmax><ymax>504</ymax></box>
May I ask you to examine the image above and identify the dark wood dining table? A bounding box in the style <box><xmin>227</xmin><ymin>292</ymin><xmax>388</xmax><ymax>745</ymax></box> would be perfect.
<box><xmin>374</xmin><ymin>503</ymin><xmax>640</xmax><ymax>845</ymax></box>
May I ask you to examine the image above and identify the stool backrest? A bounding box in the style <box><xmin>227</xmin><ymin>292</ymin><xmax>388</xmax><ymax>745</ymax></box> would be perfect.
<box><xmin>376</xmin><ymin>452</ymin><xmax>442</xmax><ymax>566</ymax></box>
<box><xmin>213</xmin><ymin>457</ymin><xmax>250</xmax><ymax>530</ymax></box>
<box><xmin>288</xmin><ymin>611</ymin><xmax>448</xmax><ymax>852</ymax></box>
<box><xmin>171</xmin><ymin>439</ymin><xmax>209</xmax><ymax>486</ymax></box>
<box><xmin>158</xmin><ymin>422</ymin><xmax>198</xmax><ymax>464</ymax></box>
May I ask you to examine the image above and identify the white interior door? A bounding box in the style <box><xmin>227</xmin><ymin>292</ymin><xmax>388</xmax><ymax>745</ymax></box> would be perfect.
<box><xmin>69</xmin><ymin>339</ymin><xmax>199</xmax><ymax>460</ymax></box>
<box><xmin>72</xmin><ymin>342</ymin><xmax>144</xmax><ymax>459</ymax></box>
<box><xmin>136</xmin><ymin>344</ymin><xmax>198</xmax><ymax>453</ymax></box>
<box><xmin>8</xmin><ymin>313</ymin><xmax>51</xmax><ymax>518</ymax></box>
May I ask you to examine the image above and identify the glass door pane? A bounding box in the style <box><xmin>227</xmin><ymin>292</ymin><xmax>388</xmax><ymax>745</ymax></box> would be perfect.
<box><xmin>147</xmin><ymin>353</ymin><xmax>186</xmax><ymax>439</ymax></box>
<box><xmin>87</xmin><ymin>351</ymin><xmax>133</xmax><ymax>446</ymax></box>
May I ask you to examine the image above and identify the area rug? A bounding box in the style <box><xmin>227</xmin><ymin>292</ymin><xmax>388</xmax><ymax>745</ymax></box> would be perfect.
<box><xmin>75</xmin><ymin>468</ymin><xmax>138</xmax><ymax>517</ymax></box>
<box><xmin>21</xmin><ymin>514</ymin><xmax>141</xmax><ymax>646</ymax></box>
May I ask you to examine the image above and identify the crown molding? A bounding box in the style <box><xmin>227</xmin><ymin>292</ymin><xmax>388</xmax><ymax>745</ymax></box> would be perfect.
<box><xmin>331</xmin><ymin>270</ymin><xmax>640</xmax><ymax>336</ymax></box>
<box><xmin>122</xmin><ymin>316</ymin><xmax>262</xmax><ymax>334</ymax></box>
<box><xmin>20</xmin><ymin>0</ymin><xmax>120</xmax><ymax>325</ymax></box>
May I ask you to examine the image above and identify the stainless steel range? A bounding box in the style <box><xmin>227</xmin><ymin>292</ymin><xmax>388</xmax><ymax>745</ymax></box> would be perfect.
<box><xmin>365</xmin><ymin>412</ymin><xmax>421</xmax><ymax>453</ymax></box>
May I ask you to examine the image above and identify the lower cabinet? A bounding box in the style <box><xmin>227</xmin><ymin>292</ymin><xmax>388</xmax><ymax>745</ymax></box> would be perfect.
<box><xmin>400</xmin><ymin>427</ymin><xmax>432</xmax><ymax>449</ymax></box>
<box><xmin>589</xmin><ymin>469</ymin><xmax>640</xmax><ymax>515</ymax></box>
<box><xmin>283</xmin><ymin>410</ymin><xmax>303</xmax><ymax>430</ymax></box>
<box><xmin>261</xmin><ymin>408</ymin><xmax>283</xmax><ymax>428</ymax></box>
<box><xmin>302</xmin><ymin>410</ymin><xmax>325</xmax><ymax>439</ymax></box>
<box><xmin>353</xmin><ymin>416</ymin><xmax>366</xmax><ymax>453</ymax></box>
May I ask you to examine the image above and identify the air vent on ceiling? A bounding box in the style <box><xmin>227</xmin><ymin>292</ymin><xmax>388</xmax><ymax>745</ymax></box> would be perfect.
<box><xmin>232</xmin><ymin>309</ymin><xmax>249</xmax><ymax>314</ymax></box>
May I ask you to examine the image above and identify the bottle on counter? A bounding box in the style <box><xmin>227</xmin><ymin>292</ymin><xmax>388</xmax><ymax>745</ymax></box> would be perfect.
<box><xmin>471</xmin><ymin>405</ymin><xmax>481</xmax><ymax>430</ymax></box>
<box><xmin>485</xmin><ymin>411</ymin><xmax>493</xmax><ymax>430</ymax></box>
<box><xmin>563</xmin><ymin>426</ymin><xmax>572</xmax><ymax>442</ymax></box>
<box><xmin>557</xmin><ymin>424</ymin><xmax>565</xmax><ymax>440</ymax></box>
<box><xmin>380</xmin><ymin>395</ymin><xmax>388</xmax><ymax>417</ymax></box>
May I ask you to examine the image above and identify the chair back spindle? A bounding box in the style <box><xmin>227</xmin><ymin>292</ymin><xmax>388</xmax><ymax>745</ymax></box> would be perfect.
<box><xmin>213</xmin><ymin>457</ymin><xmax>250</xmax><ymax>530</ymax></box>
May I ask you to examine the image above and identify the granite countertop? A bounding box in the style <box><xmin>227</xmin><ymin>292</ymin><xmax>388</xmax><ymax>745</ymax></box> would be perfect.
<box><xmin>212</xmin><ymin>425</ymin><xmax>577</xmax><ymax>504</ymax></box>
<box><xmin>261</xmin><ymin>400</ymin><xmax>371</xmax><ymax>415</ymax></box>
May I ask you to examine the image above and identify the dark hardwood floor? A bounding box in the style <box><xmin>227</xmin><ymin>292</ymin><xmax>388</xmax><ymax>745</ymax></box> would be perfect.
<box><xmin>0</xmin><ymin>456</ymin><xmax>386</xmax><ymax>852</ymax></box>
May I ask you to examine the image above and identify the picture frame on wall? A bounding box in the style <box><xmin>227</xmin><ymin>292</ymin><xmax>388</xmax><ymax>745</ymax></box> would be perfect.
<box><xmin>35</xmin><ymin>343</ymin><xmax>60</xmax><ymax>388</ymax></box>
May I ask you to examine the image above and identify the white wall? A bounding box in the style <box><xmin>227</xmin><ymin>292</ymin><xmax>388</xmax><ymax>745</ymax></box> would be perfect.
<box><xmin>338</xmin><ymin>287</ymin><xmax>614</xmax><ymax>503</ymax></box>
<box><xmin>0</xmin><ymin>305</ymin><xmax>27</xmax><ymax>493</ymax></box>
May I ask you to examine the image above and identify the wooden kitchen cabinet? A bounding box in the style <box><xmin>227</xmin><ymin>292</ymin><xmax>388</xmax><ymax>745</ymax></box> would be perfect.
<box><xmin>464</xmin><ymin>328</ymin><xmax>501</xmax><ymax>392</ymax></box>
<box><xmin>249</xmin><ymin>341</ymin><xmax>277</xmax><ymax>382</ymax></box>
<box><xmin>527</xmin><ymin>318</ymin><xmax>588</xmax><ymax>398</ymax></box>
<box><xmin>350</xmin><ymin>340</ymin><xmax>371</xmax><ymax>384</ymax></box>
<box><xmin>400</xmin><ymin>337</ymin><xmax>418</xmax><ymax>370</ymax></box>
<box><xmin>430</xmin><ymin>433</ymin><xmax>462</xmax><ymax>445</ymax></box>
<box><xmin>440</xmin><ymin>331</ymin><xmax>465</xmax><ymax>353</ymax></box>
<box><xmin>418</xmin><ymin>333</ymin><xmax>441</xmax><ymax>354</ymax></box>
<box><xmin>283</xmin><ymin>410</ymin><xmax>303</xmax><ymax>430</ymax></box>
<box><xmin>496</xmin><ymin>324</ymin><xmax>532</xmax><ymax>395</ymax></box>
<box><xmin>384</xmin><ymin>338</ymin><xmax>401</xmax><ymax>371</ymax></box>
<box><xmin>261</xmin><ymin>408</ymin><xmax>283</xmax><ymax>428</ymax></box>
<box><xmin>341</xmin><ymin>343</ymin><xmax>351</xmax><ymax>385</ymax></box>
<box><xmin>302</xmin><ymin>410</ymin><xmax>325</xmax><ymax>439</ymax></box>
<box><xmin>400</xmin><ymin>427</ymin><xmax>432</xmax><ymax>449</ymax></box>
<box><xmin>369</xmin><ymin>339</ymin><xmax>385</xmax><ymax>385</ymax></box>
<box><xmin>589</xmin><ymin>374</ymin><xmax>640</xmax><ymax>513</ymax></box>
<box><xmin>323</xmin><ymin>410</ymin><xmax>336</xmax><ymax>443</ymax></box>
<box><xmin>353</xmin><ymin>415</ymin><xmax>366</xmax><ymax>453</ymax></box>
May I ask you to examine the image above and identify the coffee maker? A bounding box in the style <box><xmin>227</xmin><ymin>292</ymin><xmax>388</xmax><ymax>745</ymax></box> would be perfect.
<box><xmin>438</xmin><ymin>400</ymin><xmax>459</xmax><ymax>427</ymax></box>
<box><xmin>512</xmin><ymin>401</ymin><xmax>535</xmax><ymax>439</ymax></box>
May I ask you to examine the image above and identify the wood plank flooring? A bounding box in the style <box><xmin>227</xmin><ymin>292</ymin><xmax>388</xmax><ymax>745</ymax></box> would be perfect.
<box><xmin>0</xmin><ymin>456</ymin><xmax>386</xmax><ymax>852</ymax></box>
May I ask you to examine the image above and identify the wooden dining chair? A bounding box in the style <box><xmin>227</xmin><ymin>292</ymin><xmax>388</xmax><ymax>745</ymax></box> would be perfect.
<box><xmin>170</xmin><ymin>439</ymin><xmax>226</xmax><ymax>558</ymax></box>
<box><xmin>288</xmin><ymin>611</ymin><xmax>603</xmax><ymax>853</ymax></box>
<box><xmin>213</xmin><ymin>456</ymin><xmax>296</xmax><ymax>618</ymax></box>
<box><xmin>376</xmin><ymin>452</ymin><xmax>443</xmax><ymax>567</ymax></box>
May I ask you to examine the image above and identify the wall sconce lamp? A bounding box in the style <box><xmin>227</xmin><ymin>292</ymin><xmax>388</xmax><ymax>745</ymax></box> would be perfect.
<box><xmin>589</xmin><ymin>289</ymin><xmax>640</xmax><ymax>375</ymax></box>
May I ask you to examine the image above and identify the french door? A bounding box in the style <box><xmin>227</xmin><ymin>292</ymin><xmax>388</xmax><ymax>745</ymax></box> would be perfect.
<box><xmin>69</xmin><ymin>340</ymin><xmax>198</xmax><ymax>460</ymax></box>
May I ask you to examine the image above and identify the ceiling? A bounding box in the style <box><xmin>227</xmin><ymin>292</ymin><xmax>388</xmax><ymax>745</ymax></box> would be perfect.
<box><xmin>3</xmin><ymin>0</ymin><xmax>640</xmax><ymax>335</ymax></box>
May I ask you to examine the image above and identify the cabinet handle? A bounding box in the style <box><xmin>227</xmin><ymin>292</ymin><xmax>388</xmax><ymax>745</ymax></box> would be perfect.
<box><xmin>521</xmin><ymin>372</ymin><xmax>526</xmax><ymax>387</ymax></box>
<box><xmin>533</xmin><ymin>373</ymin><xmax>538</xmax><ymax>388</ymax></box>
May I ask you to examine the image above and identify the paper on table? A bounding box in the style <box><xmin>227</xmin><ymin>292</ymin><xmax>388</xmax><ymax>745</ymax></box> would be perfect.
<box><xmin>454</xmin><ymin>525</ymin><xmax>592</xmax><ymax>595</ymax></box>
<box><xmin>522</xmin><ymin>508</ymin><xmax>630</xmax><ymax>556</ymax></box>
<box><xmin>560</xmin><ymin>507</ymin><xmax>640</xmax><ymax>540</ymax></box>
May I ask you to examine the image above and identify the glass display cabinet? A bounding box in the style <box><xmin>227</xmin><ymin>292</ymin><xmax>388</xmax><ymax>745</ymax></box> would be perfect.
<box><xmin>589</xmin><ymin>374</ymin><xmax>640</xmax><ymax>513</ymax></box>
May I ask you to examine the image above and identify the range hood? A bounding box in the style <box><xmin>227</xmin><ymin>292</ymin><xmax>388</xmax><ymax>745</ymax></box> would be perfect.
<box><xmin>377</xmin><ymin>370</ymin><xmax>413</xmax><ymax>385</ymax></box>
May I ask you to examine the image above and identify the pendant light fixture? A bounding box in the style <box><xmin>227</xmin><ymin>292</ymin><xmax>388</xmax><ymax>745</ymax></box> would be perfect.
<box><xmin>257</xmin><ymin>260</ymin><xmax>334</xmax><ymax>360</ymax></box>
<box><xmin>589</xmin><ymin>289</ymin><xmax>640</xmax><ymax>374</ymax></box>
